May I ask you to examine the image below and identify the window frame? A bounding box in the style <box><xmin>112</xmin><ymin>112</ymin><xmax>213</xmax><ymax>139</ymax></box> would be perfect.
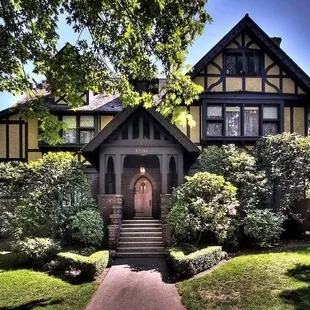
<box><xmin>224</xmin><ymin>49</ymin><xmax>262</xmax><ymax>76</ymax></box>
<box><xmin>203</xmin><ymin>100</ymin><xmax>283</xmax><ymax>140</ymax></box>
<box><xmin>61</xmin><ymin>114</ymin><xmax>96</xmax><ymax>144</ymax></box>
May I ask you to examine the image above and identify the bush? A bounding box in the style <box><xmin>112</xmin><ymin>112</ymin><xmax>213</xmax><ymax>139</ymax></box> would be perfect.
<box><xmin>11</xmin><ymin>237</ymin><xmax>60</xmax><ymax>266</ymax></box>
<box><xmin>255</xmin><ymin>133</ymin><xmax>310</xmax><ymax>213</ymax></box>
<box><xmin>1</xmin><ymin>152</ymin><xmax>99</xmax><ymax>242</ymax></box>
<box><xmin>167</xmin><ymin>246</ymin><xmax>222</xmax><ymax>279</ymax></box>
<box><xmin>243</xmin><ymin>209</ymin><xmax>284</xmax><ymax>246</ymax></box>
<box><xmin>69</xmin><ymin>209</ymin><xmax>105</xmax><ymax>246</ymax></box>
<box><xmin>56</xmin><ymin>250</ymin><xmax>109</xmax><ymax>280</ymax></box>
<box><xmin>199</xmin><ymin>145</ymin><xmax>268</xmax><ymax>211</ymax></box>
<box><xmin>168</xmin><ymin>172</ymin><xmax>239</xmax><ymax>244</ymax></box>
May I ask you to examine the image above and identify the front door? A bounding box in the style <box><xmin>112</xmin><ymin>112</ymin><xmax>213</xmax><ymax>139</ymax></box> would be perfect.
<box><xmin>134</xmin><ymin>177</ymin><xmax>152</xmax><ymax>217</ymax></box>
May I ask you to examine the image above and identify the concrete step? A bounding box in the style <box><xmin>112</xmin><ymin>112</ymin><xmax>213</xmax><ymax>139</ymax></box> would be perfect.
<box><xmin>133</xmin><ymin>217</ymin><xmax>154</xmax><ymax>220</ymax></box>
<box><xmin>119</xmin><ymin>236</ymin><xmax>163</xmax><ymax>242</ymax></box>
<box><xmin>120</xmin><ymin>231</ymin><xmax>163</xmax><ymax>238</ymax></box>
<box><xmin>121</xmin><ymin>227</ymin><xmax>162</xmax><ymax>232</ymax></box>
<box><xmin>122</xmin><ymin>223</ymin><xmax>161</xmax><ymax>228</ymax></box>
<box><xmin>117</xmin><ymin>246</ymin><xmax>164</xmax><ymax>253</ymax></box>
<box><xmin>116</xmin><ymin>252</ymin><xmax>165</xmax><ymax>258</ymax></box>
<box><xmin>122</xmin><ymin>220</ymin><xmax>160</xmax><ymax>224</ymax></box>
<box><xmin>118</xmin><ymin>241</ymin><xmax>163</xmax><ymax>247</ymax></box>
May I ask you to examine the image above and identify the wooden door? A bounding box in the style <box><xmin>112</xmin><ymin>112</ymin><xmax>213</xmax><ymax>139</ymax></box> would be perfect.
<box><xmin>134</xmin><ymin>177</ymin><xmax>152</xmax><ymax>217</ymax></box>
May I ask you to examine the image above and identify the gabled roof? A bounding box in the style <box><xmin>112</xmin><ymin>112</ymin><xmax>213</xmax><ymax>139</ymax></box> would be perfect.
<box><xmin>81</xmin><ymin>106</ymin><xmax>200</xmax><ymax>169</ymax></box>
<box><xmin>190</xmin><ymin>14</ymin><xmax>310</xmax><ymax>93</ymax></box>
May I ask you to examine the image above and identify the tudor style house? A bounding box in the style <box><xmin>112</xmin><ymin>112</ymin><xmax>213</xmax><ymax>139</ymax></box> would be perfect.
<box><xmin>1</xmin><ymin>15</ymin><xmax>310</xmax><ymax>254</ymax></box>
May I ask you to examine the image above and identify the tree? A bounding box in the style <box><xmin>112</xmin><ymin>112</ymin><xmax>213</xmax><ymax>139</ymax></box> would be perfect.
<box><xmin>0</xmin><ymin>0</ymin><xmax>212</xmax><ymax>144</ymax></box>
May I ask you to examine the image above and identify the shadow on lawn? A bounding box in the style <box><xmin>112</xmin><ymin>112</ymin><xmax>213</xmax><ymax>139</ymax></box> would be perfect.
<box><xmin>0</xmin><ymin>298</ymin><xmax>63</xmax><ymax>310</ymax></box>
<box><xmin>280</xmin><ymin>264</ymin><xmax>310</xmax><ymax>310</ymax></box>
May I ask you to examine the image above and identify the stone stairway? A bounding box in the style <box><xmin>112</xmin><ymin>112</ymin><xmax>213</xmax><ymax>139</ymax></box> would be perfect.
<box><xmin>116</xmin><ymin>218</ymin><xmax>165</xmax><ymax>258</ymax></box>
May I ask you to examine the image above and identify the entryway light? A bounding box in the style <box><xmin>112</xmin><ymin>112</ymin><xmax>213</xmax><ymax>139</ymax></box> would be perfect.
<box><xmin>140</xmin><ymin>163</ymin><xmax>146</xmax><ymax>175</ymax></box>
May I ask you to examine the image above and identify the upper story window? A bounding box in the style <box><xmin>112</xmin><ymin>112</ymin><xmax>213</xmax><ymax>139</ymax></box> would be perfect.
<box><xmin>62</xmin><ymin>115</ymin><xmax>95</xmax><ymax>144</ymax></box>
<box><xmin>225</xmin><ymin>51</ymin><xmax>261</xmax><ymax>75</ymax></box>
<box><xmin>206</xmin><ymin>104</ymin><xmax>279</xmax><ymax>138</ymax></box>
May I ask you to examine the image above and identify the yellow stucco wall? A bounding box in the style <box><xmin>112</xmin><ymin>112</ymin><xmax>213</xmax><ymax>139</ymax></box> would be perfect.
<box><xmin>284</xmin><ymin>107</ymin><xmax>291</xmax><ymax>133</ymax></box>
<box><xmin>245</xmin><ymin>78</ymin><xmax>262</xmax><ymax>92</ymax></box>
<box><xmin>193</xmin><ymin>77</ymin><xmax>204</xmax><ymax>88</ymax></box>
<box><xmin>0</xmin><ymin>124</ymin><xmax>6</xmax><ymax>158</ymax></box>
<box><xmin>293</xmin><ymin>107</ymin><xmax>305</xmax><ymax>135</ymax></box>
<box><xmin>207</xmin><ymin>77</ymin><xmax>223</xmax><ymax>92</ymax></box>
<box><xmin>28</xmin><ymin>152</ymin><xmax>43</xmax><ymax>162</ymax></box>
<box><xmin>207</xmin><ymin>63</ymin><xmax>221</xmax><ymax>74</ymax></box>
<box><xmin>226</xmin><ymin>77</ymin><xmax>242</xmax><ymax>92</ymax></box>
<box><xmin>101</xmin><ymin>115</ymin><xmax>113</xmax><ymax>130</ymax></box>
<box><xmin>283</xmin><ymin>78</ymin><xmax>295</xmax><ymax>94</ymax></box>
<box><xmin>28</xmin><ymin>119</ymin><xmax>39</xmax><ymax>149</ymax></box>
<box><xmin>189</xmin><ymin>106</ymin><xmax>200</xmax><ymax>143</ymax></box>
<box><xmin>8</xmin><ymin>124</ymin><xmax>19</xmax><ymax>158</ymax></box>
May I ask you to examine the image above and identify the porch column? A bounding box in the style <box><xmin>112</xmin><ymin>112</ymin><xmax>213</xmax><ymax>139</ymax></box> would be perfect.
<box><xmin>177</xmin><ymin>153</ymin><xmax>184</xmax><ymax>185</ymax></box>
<box><xmin>99</xmin><ymin>152</ymin><xmax>106</xmax><ymax>194</ymax></box>
<box><xmin>115</xmin><ymin>153</ymin><xmax>122</xmax><ymax>194</ymax></box>
<box><xmin>162</xmin><ymin>153</ymin><xmax>168</xmax><ymax>194</ymax></box>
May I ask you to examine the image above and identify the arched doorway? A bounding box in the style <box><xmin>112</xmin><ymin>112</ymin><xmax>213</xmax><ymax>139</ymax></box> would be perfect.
<box><xmin>134</xmin><ymin>177</ymin><xmax>152</xmax><ymax>217</ymax></box>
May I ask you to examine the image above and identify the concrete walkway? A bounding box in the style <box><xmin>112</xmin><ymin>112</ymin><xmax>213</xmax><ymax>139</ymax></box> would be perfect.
<box><xmin>86</xmin><ymin>258</ymin><xmax>185</xmax><ymax>310</ymax></box>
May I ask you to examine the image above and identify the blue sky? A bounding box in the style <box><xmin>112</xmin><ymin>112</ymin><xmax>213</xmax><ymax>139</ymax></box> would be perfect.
<box><xmin>1</xmin><ymin>0</ymin><xmax>309</xmax><ymax>110</ymax></box>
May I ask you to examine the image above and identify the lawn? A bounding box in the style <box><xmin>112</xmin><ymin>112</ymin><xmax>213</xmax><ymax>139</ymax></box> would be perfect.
<box><xmin>0</xmin><ymin>251</ymin><xmax>97</xmax><ymax>310</ymax></box>
<box><xmin>177</xmin><ymin>244</ymin><xmax>310</xmax><ymax>310</ymax></box>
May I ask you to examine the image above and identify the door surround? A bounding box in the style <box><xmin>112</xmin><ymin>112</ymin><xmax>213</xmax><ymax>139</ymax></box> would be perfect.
<box><xmin>134</xmin><ymin>176</ymin><xmax>153</xmax><ymax>217</ymax></box>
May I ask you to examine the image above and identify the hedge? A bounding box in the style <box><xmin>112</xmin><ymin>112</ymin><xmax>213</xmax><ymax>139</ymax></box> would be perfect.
<box><xmin>56</xmin><ymin>250</ymin><xmax>109</xmax><ymax>280</ymax></box>
<box><xmin>167</xmin><ymin>246</ymin><xmax>222</xmax><ymax>279</ymax></box>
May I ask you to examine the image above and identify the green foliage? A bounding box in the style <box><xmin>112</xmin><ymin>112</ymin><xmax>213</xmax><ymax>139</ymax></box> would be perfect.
<box><xmin>11</xmin><ymin>238</ymin><xmax>60</xmax><ymax>266</ymax></box>
<box><xmin>69</xmin><ymin>209</ymin><xmax>105</xmax><ymax>246</ymax></box>
<box><xmin>199</xmin><ymin>145</ymin><xmax>268</xmax><ymax>211</ymax></box>
<box><xmin>243</xmin><ymin>209</ymin><xmax>285</xmax><ymax>246</ymax></box>
<box><xmin>255</xmin><ymin>133</ymin><xmax>310</xmax><ymax>213</ymax></box>
<box><xmin>56</xmin><ymin>250</ymin><xmax>109</xmax><ymax>280</ymax></box>
<box><xmin>168</xmin><ymin>172</ymin><xmax>239</xmax><ymax>244</ymax></box>
<box><xmin>167</xmin><ymin>246</ymin><xmax>222</xmax><ymax>279</ymax></box>
<box><xmin>1</xmin><ymin>152</ymin><xmax>102</xmax><ymax>243</ymax></box>
<box><xmin>1</xmin><ymin>1</ymin><xmax>212</xmax><ymax>144</ymax></box>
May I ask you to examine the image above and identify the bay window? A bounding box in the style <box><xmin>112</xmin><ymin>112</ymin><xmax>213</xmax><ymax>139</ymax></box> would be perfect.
<box><xmin>62</xmin><ymin>115</ymin><xmax>95</xmax><ymax>144</ymax></box>
<box><xmin>205</xmin><ymin>104</ymin><xmax>280</xmax><ymax>138</ymax></box>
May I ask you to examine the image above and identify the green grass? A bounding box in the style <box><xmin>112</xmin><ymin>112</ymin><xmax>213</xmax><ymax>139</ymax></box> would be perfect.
<box><xmin>177</xmin><ymin>245</ymin><xmax>310</xmax><ymax>310</ymax></box>
<box><xmin>0</xmin><ymin>251</ymin><xmax>97</xmax><ymax>310</ymax></box>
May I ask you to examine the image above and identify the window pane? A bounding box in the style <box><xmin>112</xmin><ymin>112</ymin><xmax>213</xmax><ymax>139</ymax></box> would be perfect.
<box><xmin>207</xmin><ymin>105</ymin><xmax>222</xmax><ymax>118</ymax></box>
<box><xmin>132</xmin><ymin>117</ymin><xmax>139</xmax><ymax>139</ymax></box>
<box><xmin>154</xmin><ymin>126</ymin><xmax>161</xmax><ymax>140</ymax></box>
<box><xmin>244</xmin><ymin>107</ymin><xmax>259</xmax><ymax>136</ymax></box>
<box><xmin>236</xmin><ymin>55</ymin><xmax>243</xmax><ymax>73</ymax></box>
<box><xmin>63</xmin><ymin>116</ymin><xmax>76</xmax><ymax>128</ymax></box>
<box><xmin>225</xmin><ymin>106</ymin><xmax>241</xmax><ymax>136</ymax></box>
<box><xmin>63</xmin><ymin>129</ymin><xmax>76</xmax><ymax>143</ymax></box>
<box><xmin>226</xmin><ymin>55</ymin><xmax>236</xmax><ymax>74</ymax></box>
<box><xmin>143</xmin><ymin>117</ymin><xmax>150</xmax><ymax>139</ymax></box>
<box><xmin>80</xmin><ymin>130</ymin><xmax>94</xmax><ymax>143</ymax></box>
<box><xmin>80</xmin><ymin>116</ymin><xmax>94</xmax><ymax>127</ymax></box>
<box><xmin>207</xmin><ymin>123</ymin><xmax>222</xmax><ymax>136</ymax></box>
<box><xmin>263</xmin><ymin>106</ymin><xmax>278</xmax><ymax>119</ymax></box>
<box><xmin>122</xmin><ymin>127</ymin><xmax>128</xmax><ymax>140</ymax></box>
<box><xmin>263</xmin><ymin>123</ymin><xmax>278</xmax><ymax>136</ymax></box>
<box><xmin>248</xmin><ymin>55</ymin><xmax>260</xmax><ymax>74</ymax></box>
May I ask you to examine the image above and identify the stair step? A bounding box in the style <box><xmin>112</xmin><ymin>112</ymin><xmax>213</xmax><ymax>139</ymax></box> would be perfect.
<box><xmin>118</xmin><ymin>241</ymin><xmax>163</xmax><ymax>247</ymax></box>
<box><xmin>122</xmin><ymin>223</ymin><xmax>161</xmax><ymax>228</ymax></box>
<box><xmin>118</xmin><ymin>246</ymin><xmax>164</xmax><ymax>253</ymax></box>
<box><xmin>121</xmin><ymin>227</ymin><xmax>162</xmax><ymax>232</ymax></box>
<box><xmin>116</xmin><ymin>252</ymin><xmax>165</xmax><ymax>258</ymax></box>
<box><xmin>119</xmin><ymin>236</ymin><xmax>163</xmax><ymax>242</ymax></box>
<box><xmin>123</xmin><ymin>220</ymin><xmax>160</xmax><ymax>224</ymax></box>
<box><xmin>134</xmin><ymin>217</ymin><xmax>154</xmax><ymax>220</ymax></box>
<box><xmin>120</xmin><ymin>232</ymin><xmax>162</xmax><ymax>237</ymax></box>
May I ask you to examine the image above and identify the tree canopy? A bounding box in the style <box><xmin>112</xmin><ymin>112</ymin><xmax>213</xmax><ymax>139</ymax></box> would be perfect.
<box><xmin>0</xmin><ymin>0</ymin><xmax>211</xmax><ymax>144</ymax></box>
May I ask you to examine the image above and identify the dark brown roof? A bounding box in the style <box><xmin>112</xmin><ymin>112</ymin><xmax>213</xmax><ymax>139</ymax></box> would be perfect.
<box><xmin>81</xmin><ymin>106</ymin><xmax>200</xmax><ymax>169</ymax></box>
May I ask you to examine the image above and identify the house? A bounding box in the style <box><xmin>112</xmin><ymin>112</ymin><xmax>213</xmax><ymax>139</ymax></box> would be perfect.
<box><xmin>1</xmin><ymin>14</ymin><xmax>309</xmax><ymax>253</ymax></box>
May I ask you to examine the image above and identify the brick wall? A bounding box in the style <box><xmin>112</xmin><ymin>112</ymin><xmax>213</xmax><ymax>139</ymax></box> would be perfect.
<box><xmin>98</xmin><ymin>194</ymin><xmax>123</xmax><ymax>222</ymax></box>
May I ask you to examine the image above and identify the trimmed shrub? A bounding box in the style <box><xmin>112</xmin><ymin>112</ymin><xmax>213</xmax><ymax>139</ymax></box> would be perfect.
<box><xmin>168</xmin><ymin>172</ymin><xmax>239</xmax><ymax>244</ymax></box>
<box><xmin>243</xmin><ymin>209</ymin><xmax>284</xmax><ymax>246</ymax></box>
<box><xmin>11</xmin><ymin>237</ymin><xmax>60</xmax><ymax>266</ymax></box>
<box><xmin>56</xmin><ymin>250</ymin><xmax>109</xmax><ymax>280</ymax></box>
<box><xmin>167</xmin><ymin>246</ymin><xmax>222</xmax><ymax>279</ymax></box>
<box><xmin>69</xmin><ymin>209</ymin><xmax>105</xmax><ymax>246</ymax></box>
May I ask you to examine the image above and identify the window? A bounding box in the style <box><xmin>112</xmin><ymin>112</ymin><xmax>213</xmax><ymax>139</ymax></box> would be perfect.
<box><xmin>206</xmin><ymin>104</ymin><xmax>279</xmax><ymax>138</ymax></box>
<box><xmin>121</xmin><ymin>126</ymin><xmax>128</xmax><ymax>140</ymax></box>
<box><xmin>132</xmin><ymin>116</ymin><xmax>139</xmax><ymax>139</ymax></box>
<box><xmin>226</xmin><ymin>54</ymin><xmax>243</xmax><ymax>74</ymax></box>
<box><xmin>225</xmin><ymin>51</ymin><xmax>261</xmax><ymax>75</ymax></box>
<box><xmin>62</xmin><ymin>115</ymin><xmax>95</xmax><ymax>144</ymax></box>
<box><xmin>263</xmin><ymin>106</ymin><xmax>279</xmax><ymax>136</ymax></box>
<box><xmin>154</xmin><ymin>126</ymin><xmax>161</xmax><ymax>140</ymax></box>
<box><xmin>62</xmin><ymin>116</ymin><xmax>77</xmax><ymax>143</ymax></box>
<box><xmin>143</xmin><ymin>117</ymin><xmax>150</xmax><ymax>139</ymax></box>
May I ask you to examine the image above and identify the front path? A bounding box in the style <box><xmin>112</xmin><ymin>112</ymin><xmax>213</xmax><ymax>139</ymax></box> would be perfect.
<box><xmin>86</xmin><ymin>258</ymin><xmax>185</xmax><ymax>310</ymax></box>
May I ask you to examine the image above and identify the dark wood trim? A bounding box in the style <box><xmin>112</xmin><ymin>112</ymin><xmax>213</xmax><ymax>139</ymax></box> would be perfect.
<box><xmin>186</xmin><ymin>106</ymin><xmax>190</xmax><ymax>138</ymax></box>
<box><xmin>290</xmin><ymin>107</ymin><xmax>294</xmax><ymax>133</ymax></box>
<box><xmin>19</xmin><ymin>117</ymin><xmax>23</xmax><ymax>158</ymax></box>
<box><xmin>27</xmin><ymin>149</ymin><xmax>42</xmax><ymax>152</ymax></box>
<box><xmin>25</xmin><ymin>122</ymin><xmax>28</xmax><ymax>162</ymax></box>
<box><xmin>204</xmin><ymin>67</ymin><xmax>208</xmax><ymax>90</ymax></box>
<box><xmin>0</xmin><ymin>158</ymin><xmax>26</xmax><ymax>162</ymax></box>
<box><xmin>233</xmin><ymin>39</ymin><xmax>241</xmax><ymax>48</ymax></box>
<box><xmin>6</xmin><ymin>117</ymin><xmax>9</xmax><ymax>158</ymax></box>
<box><xmin>200</xmin><ymin>92</ymin><xmax>306</xmax><ymax>100</ymax></box>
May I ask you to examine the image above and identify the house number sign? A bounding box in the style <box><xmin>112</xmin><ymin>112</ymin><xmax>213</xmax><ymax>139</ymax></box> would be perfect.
<box><xmin>135</xmin><ymin>148</ymin><xmax>149</xmax><ymax>154</ymax></box>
